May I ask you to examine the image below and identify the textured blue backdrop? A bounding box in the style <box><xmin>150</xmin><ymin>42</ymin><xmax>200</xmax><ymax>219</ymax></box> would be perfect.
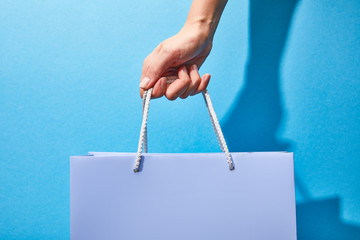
<box><xmin>0</xmin><ymin>0</ymin><xmax>359</xmax><ymax>239</ymax></box>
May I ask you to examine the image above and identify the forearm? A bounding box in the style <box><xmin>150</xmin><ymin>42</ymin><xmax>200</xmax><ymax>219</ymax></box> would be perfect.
<box><xmin>184</xmin><ymin>0</ymin><xmax>228</xmax><ymax>41</ymax></box>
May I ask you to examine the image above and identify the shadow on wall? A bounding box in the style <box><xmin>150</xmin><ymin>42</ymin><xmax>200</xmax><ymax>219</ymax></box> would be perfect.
<box><xmin>222</xmin><ymin>0</ymin><xmax>297</xmax><ymax>152</ymax></box>
<box><xmin>222</xmin><ymin>0</ymin><xmax>360</xmax><ymax>238</ymax></box>
<box><xmin>297</xmin><ymin>197</ymin><xmax>360</xmax><ymax>239</ymax></box>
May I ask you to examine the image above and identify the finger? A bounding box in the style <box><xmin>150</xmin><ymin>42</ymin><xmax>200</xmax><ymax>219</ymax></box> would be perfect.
<box><xmin>139</xmin><ymin>51</ymin><xmax>167</xmax><ymax>98</ymax></box>
<box><xmin>190</xmin><ymin>73</ymin><xmax>211</xmax><ymax>96</ymax></box>
<box><xmin>180</xmin><ymin>64</ymin><xmax>201</xmax><ymax>99</ymax></box>
<box><xmin>140</xmin><ymin>76</ymin><xmax>167</xmax><ymax>99</ymax></box>
<box><xmin>140</xmin><ymin>87</ymin><xmax>144</xmax><ymax>98</ymax></box>
<box><xmin>165</xmin><ymin>66</ymin><xmax>191</xmax><ymax>101</ymax></box>
<box><xmin>140</xmin><ymin>43</ymin><xmax>173</xmax><ymax>90</ymax></box>
<box><xmin>151</xmin><ymin>77</ymin><xmax>167</xmax><ymax>99</ymax></box>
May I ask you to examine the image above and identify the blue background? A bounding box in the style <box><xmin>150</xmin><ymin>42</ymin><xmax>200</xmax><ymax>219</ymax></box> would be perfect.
<box><xmin>0</xmin><ymin>0</ymin><xmax>359</xmax><ymax>239</ymax></box>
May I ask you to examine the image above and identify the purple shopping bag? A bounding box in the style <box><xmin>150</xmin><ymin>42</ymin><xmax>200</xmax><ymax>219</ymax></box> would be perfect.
<box><xmin>70</xmin><ymin>90</ymin><xmax>297</xmax><ymax>240</ymax></box>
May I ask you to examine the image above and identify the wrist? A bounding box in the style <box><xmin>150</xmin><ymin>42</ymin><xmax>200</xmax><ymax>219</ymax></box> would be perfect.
<box><xmin>183</xmin><ymin>0</ymin><xmax>227</xmax><ymax>42</ymax></box>
<box><xmin>182</xmin><ymin>19</ymin><xmax>215</xmax><ymax>43</ymax></box>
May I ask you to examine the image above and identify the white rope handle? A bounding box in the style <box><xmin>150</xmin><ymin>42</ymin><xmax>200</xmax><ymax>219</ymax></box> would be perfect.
<box><xmin>133</xmin><ymin>88</ymin><xmax>234</xmax><ymax>172</ymax></box>
<box><xmin>201</xmin><ymin>89</ymin><xmax>234</xmax><ymax>170</ymax></box>
<box><xmin>134</xmin><ymin>88</ymin><xmax>152</xmax><ymax>172</ymax></box>
<box><xmin>142</xmin><ymin>89</ymin><xmax>148</xmax><ymax>154</ymax></box>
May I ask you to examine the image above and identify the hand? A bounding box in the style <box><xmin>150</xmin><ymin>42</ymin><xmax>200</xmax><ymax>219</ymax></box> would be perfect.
<box><xmin>139</xmin><ymin>24</ymin><xmax>213</xmax><ymax>100</ymax></box>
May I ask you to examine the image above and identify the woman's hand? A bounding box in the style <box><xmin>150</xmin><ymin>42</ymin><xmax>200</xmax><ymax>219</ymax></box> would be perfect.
<box><xmin>139</xmin><ymin>0</ymin><xmax>228</xmax><ymax>100</ymax></box>
<box><xmin>139</xmin><ymin>24</ymin><xmax>213</xmax><ymax>100</ymax></box>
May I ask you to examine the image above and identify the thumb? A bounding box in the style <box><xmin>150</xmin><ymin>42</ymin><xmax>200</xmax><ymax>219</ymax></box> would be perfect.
<box><xmin>140</xmin><ymin>46</ymin><xmax>173</xmax><ymax>90</ymax></box>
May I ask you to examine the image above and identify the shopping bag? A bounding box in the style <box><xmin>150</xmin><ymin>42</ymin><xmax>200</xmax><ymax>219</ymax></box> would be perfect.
<box><xmin>70</xmin><ymin>89</ymin><xmax>297</xmax><ymax>240</ymax></box>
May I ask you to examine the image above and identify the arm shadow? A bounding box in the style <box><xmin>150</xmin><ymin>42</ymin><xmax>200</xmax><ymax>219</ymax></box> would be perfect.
<box><xmin>222</xmin><ymin>0</ymin><xmax>360</xmax><ymax>238</ymax></box>
<box><xmin>222</xmin><ymin>0</ymin><xmax>297</xmax><ymax>152</ymax></box>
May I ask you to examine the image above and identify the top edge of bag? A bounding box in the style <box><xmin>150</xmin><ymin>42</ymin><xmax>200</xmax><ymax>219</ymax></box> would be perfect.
<box><xmin>70</xmin><ymin>151</ymin><xmax>292</xmax><ymax>158</ymax></box>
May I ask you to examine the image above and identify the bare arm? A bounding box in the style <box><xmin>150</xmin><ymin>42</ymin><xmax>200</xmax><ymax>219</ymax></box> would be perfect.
<box><xmin>185</xmin><ymin>0</ymin><xmax>228</xmax><ymax>40</ymax></box>
<box><xmin>139</xmin><ymin>0</ymin><xmax>228</xmax><ymax>100</ymax></box>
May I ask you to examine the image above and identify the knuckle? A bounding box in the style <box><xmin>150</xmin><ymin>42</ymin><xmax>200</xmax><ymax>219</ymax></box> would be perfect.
<box><xmin>156</xmin><ymin>42</ymin><xmax>165</xmax><ymax>53</ymax></box>
<box><xmin>182</xmin><ymin>76</ymin><xmax>191</xmax><ymax>84</ymax></box>
<box><xmin>157</xmin><ymin>42</ymin><xmax>171</xmax><ymax>56</ymax></box>
<box><xmin>143</xmin><ymin>56</ymin><xmax>150</xmax><ymax>66</ymax></box>
<box><xmin>192</xmin><ymin>79</ymin><xmax>201</xmax><ymax>88</ymax></box>
<box><xmin>166</xmin><ymin>92</ymin><xmax>177</xmax><ymax>101</ymax></box>
<box><xmin>143</xmin><ymin>62</ymin><xmax>151</xmax><ymax>73</ymax></box>
<box><xmin>160</xmin><ymin>43</ymin><xmax>174</xmax><ymax>55</ymax></box>
<box><xmin>194</xmin><ymin>75</ymin><xmax>201</xmax><ymax>84</ymax></box>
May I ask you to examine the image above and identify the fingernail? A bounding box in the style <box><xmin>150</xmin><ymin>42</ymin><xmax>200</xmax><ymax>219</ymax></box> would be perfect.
<box><xmin>203</xmin><ymin>74</ymin><xmax>210</xmax><ymax>83</ymax></box>
<box><xmin>140</xmin><ymin>77</ymin><xmax>150</xmax><ymax>88</ymax></box>
<box><xmin>192</xmin><ymin>64</ymin><xmax>198</xmax><ymax>72</ymax></box>
<box><xmin>180</xmin><ymin>65</ymin><xmax>187</xmax><ymax>73</ymax></box>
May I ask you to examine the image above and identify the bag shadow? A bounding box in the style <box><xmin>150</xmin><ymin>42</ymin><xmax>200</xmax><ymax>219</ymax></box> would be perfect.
<box><xmin>221</xmin><ymin>0</ymin><xmax>360</xmax><ymax>238</ymax></box>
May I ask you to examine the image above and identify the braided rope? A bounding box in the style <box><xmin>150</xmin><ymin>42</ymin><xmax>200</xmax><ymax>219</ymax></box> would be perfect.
<box><xmin>142</xmin><ymin>90</ymin><xmax>148</xmax><ymax>153</ymax></box>
<box><xmin>133</xmin><ymin>88</ymin><xmax>152</xmax><ymax>172</ymax></box>
<box><xmin>202</xmin><ymin>90</ymin><xmax>234</xmax><ymax>170</ymax></box>
<box><xmin>134</xmin><ymin>88</ymin><xmax>234</xmax><ymax>172</ymax></box>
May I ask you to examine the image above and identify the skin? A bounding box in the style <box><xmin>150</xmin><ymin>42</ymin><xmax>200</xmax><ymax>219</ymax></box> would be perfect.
<box><xmin>139</xmin><ymin>0</ymin><xmax>228</xmax><ymax>100</ymax></box>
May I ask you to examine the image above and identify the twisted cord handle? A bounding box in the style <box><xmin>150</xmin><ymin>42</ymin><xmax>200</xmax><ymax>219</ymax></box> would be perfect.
<box><xmin>142</xmin><ymin>89</ymin><xmax>148</xmax><ymax>154</ymax></box>
<box><xmin>133</xmin><ymin>88</ymin><xmax>234</xmax><ymax>172</ymax></box>
<box><xmin>201</xmin><ymin>90</ymin><xmax>234</xmax><ymax>170</ymax></box>
<box><xmin>133</xmin><ymin>88</ymin><xmax>152</xmax><ymax>172</ymax></box>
